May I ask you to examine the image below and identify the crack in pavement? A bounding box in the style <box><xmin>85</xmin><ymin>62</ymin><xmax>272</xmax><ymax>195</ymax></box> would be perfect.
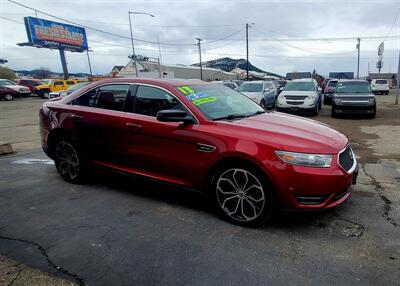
<box><xmin>360</xmin><ymin>165</ymin><xmax>398</xmax><ymax>227</ymax></box>
<box><xmin>7</xmin><ymin>265</ymin><xmax>24</xmax><ymax>286</ymax></box>
<box><xmin>0</xmin><ymin>236</ymin><xmax>85</xmax><ymax>286</ymax></box>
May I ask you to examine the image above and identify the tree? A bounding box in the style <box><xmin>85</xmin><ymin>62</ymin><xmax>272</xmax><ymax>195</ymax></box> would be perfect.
<box><xmin>0</xmin><ymin>66</ymin><xmax>16</xmax><ymax>80</ymax></box>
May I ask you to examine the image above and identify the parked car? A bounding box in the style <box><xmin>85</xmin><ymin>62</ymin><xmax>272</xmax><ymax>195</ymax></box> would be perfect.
<box><xmin>232</xmin><ymin>80</ymin><xmax>244</xmax><ymax>87</ymax></box>
<box><xmin>276</xmin><ymin>78</ymin><xmax>322</xmax><ymax>116</ymax></box>
<box><xmin>277</xmin><ymin>80</ymin><xmax>287</xmax><ymax>92</ymax></box>
<box><xmin>331</xmin><ymin>79</ymin><xmax>376</xmax><ymax>118</ymax></box>
<box><xmin>35</xmin><ymin>79</ymin><xmax>85</xmax><ymax>98</ymax></box>
<box><xmin>0</xmin><ymin>85</ymin><xmax>17</xmax><ymax>101</ymax></box>
<box><xmin>16</xmin><ymin>79</ymin><xmax>44</xmax><ymax>94</ymax></box>
<box><xmin>0</xmin><ymin>79</ymin><xmax>31</xmax><ymax>98</ymax></box>
<box><xmin>49</xmin><ymin>82</ymin><xmax>91</xmax><ymax>99</ymax></box>
<box><xmin>221</xmin><ymin>81</ymin><xmax>239</xmax><ymax>90</ymax></box>
<box><xmin>236</xmin><ymin>80</ymin><xmax>278</xmax><ymax>109</ymax></box>
<box><xmin>323</xmin><ymin>78</ymin><xmax>338</xmax><ymax>105</ymax></box>
<box><xmin>39</xmin><ymin>78</ymin><xmax>358</xmax><ymax>227</ymax></box>
<box><xmin>370</xmin><ymin>79</ymin><xmax>390</xmax><ymax>95</ymax></box>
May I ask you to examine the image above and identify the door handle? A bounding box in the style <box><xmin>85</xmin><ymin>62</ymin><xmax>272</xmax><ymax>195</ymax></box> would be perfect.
<box><xmin>125</xmin><ymin>122</ymin><xmax>142</xmax><ymax>129</ymax></box>
<box><xmin>70</xmin><ymin>114</ymin><xmax>84</xmax><ymax>121</ymax></box>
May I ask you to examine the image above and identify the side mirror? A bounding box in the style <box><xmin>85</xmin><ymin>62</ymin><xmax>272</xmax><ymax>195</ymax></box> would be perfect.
<box><xmin>263</xmin><ymin>88</ymin><xmax>270</xmax><ymax>92</ymax></box>
<box><xmin>318</xmin><ymin>87</ymin><xmax>322</xmax><ymax>91</ymax></box>
<box><xmin>157</xmin><ymin>109</ymin><xmax>195</xmax><ymax>124</ymax></box>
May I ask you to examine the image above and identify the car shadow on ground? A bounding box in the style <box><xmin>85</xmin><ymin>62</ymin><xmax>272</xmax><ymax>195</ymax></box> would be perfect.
<box><xmin>89</xmin><ymin>169</ymin><xmax>338</xmax><ymax>229</ymax></box>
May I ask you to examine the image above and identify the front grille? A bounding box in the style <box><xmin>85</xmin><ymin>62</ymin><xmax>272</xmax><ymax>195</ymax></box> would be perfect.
<box><xmin>285</xmin><ymin>95</ymin><xmax>308</xmax><ymax>100</ymax></box>
<box><xmin>339</xmin><ymin>145</ymin><xmax>354</xmax><ymax>172</ymax></box>
<box><xmin>287</xmin><ymin>101</ymin><xmax>304</xmax><ymax>105</ymax></box>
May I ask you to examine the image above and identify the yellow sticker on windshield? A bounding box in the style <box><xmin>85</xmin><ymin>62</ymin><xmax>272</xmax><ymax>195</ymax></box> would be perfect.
<box><xmin>193</xmin><ymin>97</ymin><xmax>216</xmax><ymax>105</ymax></box>
<box><xmin>178</xmin><ymin>86</ymin><xmax>195</xmax><ymax>94</ymax></box>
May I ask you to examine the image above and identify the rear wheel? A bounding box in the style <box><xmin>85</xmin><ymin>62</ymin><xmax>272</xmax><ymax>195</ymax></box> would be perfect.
<box><xmin>211</xmin><ymin>165</ymin><xmax>275</xmax><ymax>227</ymax></box>
<box><xmin>54</xmin><ymin>140</ymin><xmax>87</xmax><ymax>183</ymax></box>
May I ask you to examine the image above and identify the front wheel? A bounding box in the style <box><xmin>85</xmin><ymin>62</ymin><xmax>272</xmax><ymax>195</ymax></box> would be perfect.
<box><xmin>331</xmin><ymin>106</ymin><xmax>338</xmax><ymax>118</ymax></box>
<box><xmin>54</xmin><ymin>140</ymin><xmax>87</xmax><ymax>183</ymax></box>
<box><xmin>260</xmin><ymin>99</ymin><xmax>266</xmax><ymax>110</ymax></box>
<box><xmin>212</xmin><ymin>165</ymin><xmax>275</xmax><ymax>227</ymax></box>
<box><xmin>4</xmin><ymin>94</ymin><xmax>13</xmax><ymax>101</ymax></box>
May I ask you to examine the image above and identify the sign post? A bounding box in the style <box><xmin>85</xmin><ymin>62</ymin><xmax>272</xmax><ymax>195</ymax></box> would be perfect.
<box><xmin>377</xmin><ymin>42</ymin><xmax>384</xmax><ymax>73</ymax></box>
<box><xmin>18</xmin><ymin>17</ymin><xmax>88</xmax><ymax>79</ymax></box>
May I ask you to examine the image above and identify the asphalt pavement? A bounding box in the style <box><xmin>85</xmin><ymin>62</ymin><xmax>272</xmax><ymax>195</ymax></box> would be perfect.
<box><xmin>0</xmin><ymin>149</ymin><xmax>399</xmax><ymax>286</ymax></box>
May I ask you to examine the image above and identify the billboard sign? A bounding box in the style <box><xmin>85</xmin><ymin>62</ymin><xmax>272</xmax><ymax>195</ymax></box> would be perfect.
<box><xmin>24</xmin><ymin>17</ymin><xmax>88</xmax><ymax>51</ymax></box>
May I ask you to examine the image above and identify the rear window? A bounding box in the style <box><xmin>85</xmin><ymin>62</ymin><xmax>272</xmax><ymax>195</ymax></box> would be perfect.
<box><xmin>328</xmin><ymin>81</ymin><xmax>338</xmax><ymax>87</ymax></box>
<box><xmin>375</xmin><ymin>80</ymin><xmax>387</xmax><ymax>84</ymax></box>
<box><xmin>336</xmin><ymin>82</ymin><xmax>371</xmax><ymax>93</ymax></box>
<box><xmin>66</xmin><ymin>81</ymin><xmax>75</xmax><ymax>85</ymax></box>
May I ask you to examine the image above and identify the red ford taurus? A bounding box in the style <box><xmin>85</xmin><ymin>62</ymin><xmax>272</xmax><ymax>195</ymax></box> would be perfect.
<box><xmin>39</xmin><ymin>78</ymin><xmax>358</xmax><ymax>227</ymax></box>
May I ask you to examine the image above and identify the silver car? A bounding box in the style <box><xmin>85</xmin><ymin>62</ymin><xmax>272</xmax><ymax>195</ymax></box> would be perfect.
<box><xmin>237</xmin><ymin>81</ymin><xmax>279</xmax><ymax>109</ymax></box>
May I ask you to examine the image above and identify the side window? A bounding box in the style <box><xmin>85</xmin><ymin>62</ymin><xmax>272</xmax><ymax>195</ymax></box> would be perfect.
<box><xmin>73</xmin><ymin>84</ymin><xmax>130</xmax><ymax>111</ymax></box>
<box><xmin>54</xmin><ymin>81</ymin><xmax>64</xmax><ymax>86</ymax></box>
<box><xmin>66</xmin><ymin>81</ymin><xmax>75</xmax><ymax>85</ymax></box>
<box><xmin>134</xmin><ymin>85</ymin><xmax>184</xmax><ymax>117</ymax></box>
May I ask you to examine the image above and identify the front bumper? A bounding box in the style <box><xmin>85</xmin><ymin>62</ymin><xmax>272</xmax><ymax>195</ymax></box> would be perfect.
<box><xmin>267</xmin><ymin>152</ymin><xmax>358</xmax><ymax>210</ymax></box>
<box><xmin>277</xmin><ymin>104</ymin><xmax>317</xmax><ymax>114</ymax></box>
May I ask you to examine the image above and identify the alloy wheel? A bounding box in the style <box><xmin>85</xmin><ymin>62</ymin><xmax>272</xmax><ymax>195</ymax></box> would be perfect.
<box><xmin>55</xmin><ymin>141</ymin><xmax>80</xmax><ymax>180</ymax></box>
<box><xmin>216</xmin><ymin>168</ymin><xmax>266</xmax><ymax>222</ymax></box>
<box><xmin>5</xmin><ymin>94</ymin><xmax>13</xmax><ymax>101</ymax></box>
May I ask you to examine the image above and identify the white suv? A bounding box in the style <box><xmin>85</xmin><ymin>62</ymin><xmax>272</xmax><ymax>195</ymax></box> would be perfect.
<box><xmin>371</xmin><ymin>79</ymin><xmax>389</xmax><ymax>95</ymax></box>
<box><xmin>276</xmin><ymin>78</ymin><xmax>322</xmax><ymax>116</ymax></box>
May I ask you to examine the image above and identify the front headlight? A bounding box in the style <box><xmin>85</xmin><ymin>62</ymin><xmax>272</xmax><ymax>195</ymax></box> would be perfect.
<box><xmin>306</xmin><ymin>95</ymin><xmax>316</xmax><ymax>100</ymax></box>
<box><xmin>275</xmin><ymin>150</ymin><xmax>332</xmax><ymax>167</ymax></box>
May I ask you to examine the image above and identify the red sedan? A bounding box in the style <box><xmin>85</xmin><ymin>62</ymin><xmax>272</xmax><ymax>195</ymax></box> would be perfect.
<box><xmin>39</xmin><ymin>78</ymin><xmax>358</xmax><ymax>227</ymax></box>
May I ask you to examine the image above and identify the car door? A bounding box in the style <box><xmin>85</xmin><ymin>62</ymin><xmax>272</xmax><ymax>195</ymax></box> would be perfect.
<box><xmin>69</xmin><ymin>83</ymin><xmax>131</xmax><ymax>165</ymax></box>
<box><xmin>53</xmin><ymin>80</ymin><xmax>65</xmax><ymax>92</ymax></box>
<box><xmin>122</xmin><ymin>84</ymin><xmax>202</xmax><ymax>188</ymax></box>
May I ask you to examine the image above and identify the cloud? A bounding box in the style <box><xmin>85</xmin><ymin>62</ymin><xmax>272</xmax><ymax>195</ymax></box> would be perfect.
<box><xmin>1</xmin><ymin>0</ymin><xmax>399</xmax><ymax>76</ymax></box>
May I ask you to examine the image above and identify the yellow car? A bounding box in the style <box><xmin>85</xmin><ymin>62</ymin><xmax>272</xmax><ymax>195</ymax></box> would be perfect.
<box><xmin>36</xmin><ymin>79</ymin><xmax>86</xmax><ymax>98</ymax></box>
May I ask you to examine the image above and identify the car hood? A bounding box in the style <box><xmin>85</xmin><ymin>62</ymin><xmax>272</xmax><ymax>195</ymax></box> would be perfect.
<box><xmin>280</xmin><ymin>90</ymin><xmax>316</xmax><ymax>96</ymax></box>
<box><xmin>215</xmin><ymin>112</ymin><xmax>348</xmax><ymax>154</ymax></box>
<box><xmin>5</xmin><ymin>84</ymin><xmax>27</xmax><ymax>90</ymax></box>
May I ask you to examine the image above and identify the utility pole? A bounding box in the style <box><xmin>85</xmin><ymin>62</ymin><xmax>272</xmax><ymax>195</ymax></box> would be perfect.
<box><xmin>128</xmin><ymin>11</ymin><xmax>155</xmax><ymax>78</ymax></box>
<box><xmin>396</xmin><ymin>49</ymin><xmax>399</xmax><ymax>105</ymax></box>
<box><xmin>86</xmin><ymin>50</ymin><xmax>93</xmax><ymax>80</ymax></box>
<box><xmin>246</xmin><ymin>23</ymin><xmax>249</xmax><ymax>81</ymax></box>
<box><xmin>157</xmin><ymin>36</ymin><xmax>163</xmax><ymax>78</ymax></box>
<box><xmin>356</xmin><ymin>38</ymin><xmax>360</xmax><ymax>79</ymax></box>
<box><xmin>196</xmin><ymin>38</ymin><xmax>203</xmax><ymax>80</ymax></box>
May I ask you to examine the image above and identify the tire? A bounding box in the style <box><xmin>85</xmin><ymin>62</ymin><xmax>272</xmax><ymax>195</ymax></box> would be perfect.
<box><xmin>40</xmin><ymin>90</ymin><xmax>50</xmax><ymax>99</ymax></box>
<box><xmin>385</xmin><ymin>91</ymin><xmax>389</xmax><ymax>95</ymax></box>
<box><xmin>331</xmin><ymin>106</ymin><xmax>338</xmax><ymax>118</ymax></box>
<box><xmin>260</xmin><ymin>99</ymin><xmax>266</xmax><ymax>110</ymax></box>
<box><xmin>53</xmin><ymin>140</ymin><xmax>87</xmax><ymax>183</ymax></box>
<box><xmin>4</xmin><ymin>94</ymin><xmax>13</xmax><ymax>101</ymax></box>
<box><xmin>211</xmin><ymin>164</ymin><xmax>275</xmax><ymax>227</ymax></box>
<box><xmin>318</xmin><ymin>99</ymin><xmax>322</xmax><ymax>110</ymax></box>
<box><xmin>311</xmin><ymin>104</ymin><xmax>319</xmax><ymax>116</ymax></box>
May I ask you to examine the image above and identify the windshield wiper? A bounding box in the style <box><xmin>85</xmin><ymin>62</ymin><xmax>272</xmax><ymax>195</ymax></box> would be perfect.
<box><xmin>213</xmin><ymin>114</ymin><xmax>248</xmax><ymax>121</ymax></box>
<box><xmin>246</xmin><ymin>110</ymin><xmax>266</xmax><ymax>117</ymax></box>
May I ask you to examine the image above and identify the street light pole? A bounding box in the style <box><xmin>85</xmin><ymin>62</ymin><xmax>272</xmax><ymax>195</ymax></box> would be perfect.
<box><xmin>128</xmin><ymin>11</ymin><xmax>155</xmax><ymax>78</ymax></box>
<box><xmin>246</xmin><ymin>23</ymin><xmax>249</xmax><ymax>81</ymax></box>
<box><xmin>196</xmin><ymin>38</ymin><xmax>203</xmax><ymax>80</ymax></box>
<box><xmin>356</xmin><ymin>38</ymin><xmax>361</xmax><ymax>79</ymax></box>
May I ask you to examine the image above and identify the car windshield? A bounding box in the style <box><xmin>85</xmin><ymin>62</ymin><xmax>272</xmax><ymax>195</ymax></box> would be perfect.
<box><xmin>336</xmin><ymin>82</ymin><xmax>371</xmax><ymax>93</ymax></box>
<box><xmin>176</xmin><ymin>85</ymin><xmax>265</xmax><ymax>121</ymax></box>
<box><xmin>375</xmin><ymin>80</ymin><xmax>387</xmax><ymax>84</ymax></box>
<box><xmin>0</xmin><ymin>79</ymin><xmax>15</xmax><ymax>86</ymax></box>
<box><xmin>67</xmin><ymin>82</ymin><xmax>89</xmax><ymax>91</ymax></box>
<box><xmin>284</xmin><ymin>81</ymin><xmax>315</xmax><ymax>91</ymax></box>
<box><xmin>237</xmin><ymin>82</ymin><xmax>263</xmax><ymax>92</ymax></box>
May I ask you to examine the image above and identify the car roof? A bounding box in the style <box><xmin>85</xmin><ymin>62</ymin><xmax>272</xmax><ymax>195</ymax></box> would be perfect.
<box><xmin>338</xmin><ymin>79</ymin><xmax>369</xmax><ymax>83</ymax></box>
<box><xmin>291</xmin><ymin>78</ymin><xmax>315</xmax><ymax>82</ymax></box>
<box><xmin>92</xmin><ymin>78</ymin><xmax>210</xmax><ymax>87</ymax></box>
<box><xmin>241</xmin><ymin>80</ymin><xmax>265</xmax><ymax>84</ymax></box>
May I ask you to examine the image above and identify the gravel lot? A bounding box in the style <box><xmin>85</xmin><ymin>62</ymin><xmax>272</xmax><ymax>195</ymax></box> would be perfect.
<box><xmin>0</xmin><ymin>93</ymin><xmax>399</xmax><ymax>285</ymax></box>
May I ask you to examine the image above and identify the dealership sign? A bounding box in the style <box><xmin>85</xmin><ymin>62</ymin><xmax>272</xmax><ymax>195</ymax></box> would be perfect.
<box><xmin>23</xmin><ymin>17</ymin><xmax>88</xmax><ymax>51</ymax></box>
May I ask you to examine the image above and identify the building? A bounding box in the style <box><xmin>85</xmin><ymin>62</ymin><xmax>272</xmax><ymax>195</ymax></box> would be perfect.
<box><xmin>329</xmin><ymin>72</ymin><xmax>354</xmax><ymax>79</ymax></box>
<box><xmin>367</xmin><ymin>73</ymin><xmax>397</xmax><ymax>88</ymax></box>
<box><xmin>114</xmin><ymin>57</ymin><xmax>238</xmax><ymax>81</ymax></box>
<box><xmin>285</xmin><ymin>72</ymin><xmax>311</xmax><ymax>80</ymax></box>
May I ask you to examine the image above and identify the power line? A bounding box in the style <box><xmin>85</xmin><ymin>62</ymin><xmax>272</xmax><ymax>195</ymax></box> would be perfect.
<box><xmin>385</xmin><ymin>8</ymin><xmax>400</xmax><ymax>41</ymax></box>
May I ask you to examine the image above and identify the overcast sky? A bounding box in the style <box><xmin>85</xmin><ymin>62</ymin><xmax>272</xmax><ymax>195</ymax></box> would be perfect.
<box><xmin>1</xmin><ymin>0</ymin><xmax>399</xmax><ymax>77</ymax></box>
